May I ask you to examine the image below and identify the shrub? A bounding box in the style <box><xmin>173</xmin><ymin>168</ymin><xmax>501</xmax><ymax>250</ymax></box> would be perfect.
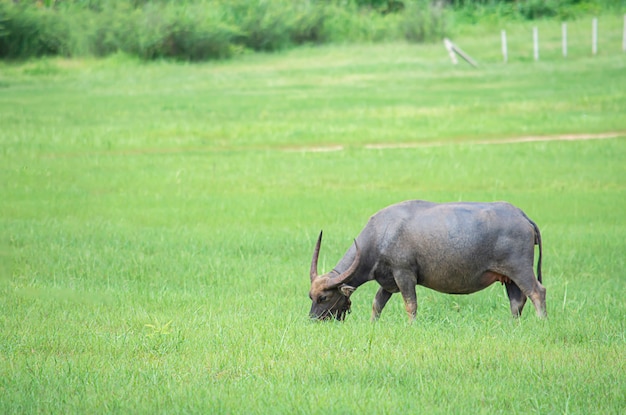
<box><xmin>161</xmin><ymin>5</ymin><xmax>240</xmax><ymax>60</ymax></box>
<box><xmin>321</xmin><ymin>2</ymin><xmax>402</xmax><ymax>43</ymax></box>
<box><xmin>7</xmin><ymin>0</ymin><xmax>616</xmax><ymax>61</ymax></box>
<box><xmin>0</xmin><ymin>3</ymin><xmax>70</xmax><ymax>58</ymax></box>
<box><xmin>93</xmin><ymin>2</ymin><xmax>239</xmax><ymax>60</ymax></box>
<box><xmin>402</xmin><ymin>0</ymin><xmax>448</xmax><ymax>43</ymax></box>
<box><xmin>230</xmin><ymin>0</ymin><xmax>327</xmax><ymax>52</ymax></box>
<box><xmin>232</xmin><ymin>0</ymin><xmax>293</xmax><ymax>51</ymax></box>
<box><xmin>289</xmin><ymin>2</ymin><xmax>329</xmax><ymax>45</ymax></box>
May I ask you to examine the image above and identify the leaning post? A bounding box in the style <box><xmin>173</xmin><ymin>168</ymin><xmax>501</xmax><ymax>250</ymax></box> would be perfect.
<box><xmin>443</xmin><ymin>38</ymin><xmax>478</xmax><ymax>68</ymax></box>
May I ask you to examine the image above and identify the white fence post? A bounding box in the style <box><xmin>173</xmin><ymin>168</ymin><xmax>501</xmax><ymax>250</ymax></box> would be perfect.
<box><xmin>562</xmin><ymin>22</ymin><xmax>567</xmax><ymax>58</ymax></box>
<box><xmin>443</xmin><ymin>38</ymin><xmax>458</xmax><ymax>65</ymax></box>
<box><xmin>492</xmin><ymin>17</ymin><xmax>626</xmax><ymax>62</ymax></box>
<box><xmin>443</xmin><ymin>38</ymin><xmax>478</xmax><ymax>67</ymax></box>
<box><xmin>501</xmin><ymin>30</ymin><xmax>508</xmax><ymax>63</ymax></box>
<box><xmin>592</xmin><ymin>17</ymin><xmax>598</xmax><ymax>55</ymax></box>
<box><xmin>533</xmin><ymin>27</ymin><xmax>539</xmax><ymax>61</ymax></box>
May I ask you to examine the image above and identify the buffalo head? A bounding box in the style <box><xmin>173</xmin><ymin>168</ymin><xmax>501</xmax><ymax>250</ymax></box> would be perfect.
<box><xmin>308</xmin><ymin>231</ymin><xmax>360</xmax><ymax>321</ymax></box>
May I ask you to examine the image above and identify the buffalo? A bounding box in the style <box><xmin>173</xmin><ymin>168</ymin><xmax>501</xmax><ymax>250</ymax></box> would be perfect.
<box><xmin>308</xmin><ymin>200</ymin><xmax>546</xmax><ymax>321</ymax></box>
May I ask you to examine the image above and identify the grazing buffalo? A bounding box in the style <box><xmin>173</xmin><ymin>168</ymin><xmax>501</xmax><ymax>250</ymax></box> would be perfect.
<box><xmin>308</xmin><ymin>200</ymin><xmax>546</xmax><ymax>321</ymax></box>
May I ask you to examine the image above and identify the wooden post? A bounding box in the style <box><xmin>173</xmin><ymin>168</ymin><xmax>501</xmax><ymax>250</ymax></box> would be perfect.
<box><xmin>501</xmin><ymin>30</ymin><xmax>508</xmax><ymax>63</ymax></box>
<box><xmin>533</xmin><ymin>27</ymin><xmax>539</xmax><ymax>61</ymax></box>
<box><xmin>592</xmin><ymin>17</ymin><xmax>598</xmax><ymax>55</ymax></box>
<box><xmin>562</xmin><ymin>22</ymin><xmax>567</xmax><ymax>58</ymax></box>
<box><xmin>443</xmin><ymin>38</ymin><xmax>458</xmax><ymax>65</ymax></box>
<box><xmin>443</xmin><ymin>38</ymin><xmax>478</xmax><ymax>68</ymax></box>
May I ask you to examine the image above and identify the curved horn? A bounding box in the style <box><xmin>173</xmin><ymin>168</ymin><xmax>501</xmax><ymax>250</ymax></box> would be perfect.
<box><xmin>310</xmin><ymin>231</ymin><xmax>323</xmax><ymax>282</ymax></box>
<box><xmin>326</xmin><ymin>240</ymin><xmax>360</xmax><ymax>288</ymax></box>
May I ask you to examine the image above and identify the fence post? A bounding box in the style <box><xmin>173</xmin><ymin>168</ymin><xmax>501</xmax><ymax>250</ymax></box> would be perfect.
<box><xmin>443</xmin><ymin>38</ymin><xmax>458</xmax><ymax>65</ymax></box>
<box><xmin>592</xmin><ymin>17</ymin><xmax>598</xmax><ymax>55</ymax></box>
<box><xmin>501</xmin><ymin>30</ymin><xmax>508</xmax><ymax>63</ymax></box>
<box><xmin>443</xmin><ymin>38</ymin><xmax>478</xmax><ymax>67</ymax></box>
<box><xmin>533</xmin><ymin>27</ymin><xmax>539</xmax><ymax>61</ymax></box>
<box><xmin>562</xmin><ymin>22</ymin><xmax>567</xmax><ymax>58</ymax></box>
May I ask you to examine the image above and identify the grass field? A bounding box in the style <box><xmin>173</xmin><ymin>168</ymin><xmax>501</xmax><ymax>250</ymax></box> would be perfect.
<box><xmin>1</xmin><ymin>26</ymin><xmax>626</xmax><ymax>414</ymax></box>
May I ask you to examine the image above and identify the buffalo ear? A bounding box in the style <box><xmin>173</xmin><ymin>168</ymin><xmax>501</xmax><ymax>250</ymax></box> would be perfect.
<box><xmin>339</xmin><ymin>285</ymin><xmax>356</xmax><ymax>298</ymax></box>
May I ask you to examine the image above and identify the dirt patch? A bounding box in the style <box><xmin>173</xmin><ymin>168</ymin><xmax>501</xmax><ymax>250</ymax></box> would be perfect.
<box><xmin>288</xmin><ymin>132</ymin><xmax>624</xmax><ymax>153</ymax></box>
<box><xmin>363</xmin><ymin>132</ymin><xmax>623</xmax><ymax>150</ymax></box>
<box><xmin>43</xmin><ymin>132</ymin><xmax>624</xmax><ymax>158</ymax></box>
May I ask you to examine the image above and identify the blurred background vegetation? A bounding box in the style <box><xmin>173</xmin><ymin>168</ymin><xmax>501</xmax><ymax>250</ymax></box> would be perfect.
<box><xmin>0</xmin><ymin>0</ymin><xmax>624</xmax><ymax>60</ymax></box>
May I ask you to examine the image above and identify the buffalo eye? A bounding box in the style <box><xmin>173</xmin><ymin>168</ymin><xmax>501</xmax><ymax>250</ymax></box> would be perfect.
<box><xmin>317</xmin><ymin>295</ymin><xmax>327</xmax><ymax>303</ymax></box>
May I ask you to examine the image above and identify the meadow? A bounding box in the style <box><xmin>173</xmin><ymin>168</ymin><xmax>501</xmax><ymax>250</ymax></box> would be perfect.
<box><xmin>1</xmin><ymin>26</ymin><xmax>626</xmax><ymax>414</ymax></box>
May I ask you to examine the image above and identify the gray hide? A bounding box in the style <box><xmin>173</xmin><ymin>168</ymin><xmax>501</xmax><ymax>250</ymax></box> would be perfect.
<box><xmin>308</xmin><ymin>200</ymin><xmax>546</xmax><ymax>321</ymax></box>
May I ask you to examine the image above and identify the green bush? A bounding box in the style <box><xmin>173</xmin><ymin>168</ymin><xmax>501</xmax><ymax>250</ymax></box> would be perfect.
<box><xmin>451</xmin><ymin>0</ymin><xmax>615</xmax><ymax>23</ymax></box>
<box><xmin>0</xmin><ymin>3</ymin><xmax>70</xmax><ymax>58</ymax></box>
<box><xmin>514</xmin><ymin>0</ymin><xmax>603</xmax><ymax>20</ymax></box>
<box><xmin>0</xmin><ymin>0</ymin><xmax>619</xmax><ymax>61</ymax></box>
<box><xmin>104</xmin><ymin>3</ymin><xmax>237</xmax><ymax>60</ymax></box>
<box><xmin>321</xmin><ymin>2</ymin><xmax>401</xmax><ymax>43</ymax></box>
<box><xmin>90</xmin><ymin>5</ymin><xmax>139</xmax><ymax>57</ymax></box>
<box><xmin>231</xmin><ymin>0</ymin><xmax>294</xmax><ymax>51</ymax></box>
<box><xmin>288</xmin><ymin>2</ymin><xmax>329</xmax><ymax>45</ymax></box>
<box><xmin>227</xmin><ymin>0</ymin><xmax>328</xmax><ymax>51</ymax></box>
<box><xmin>402</xmin><ymin>0</ymin><xmax>448</xmax><ymax>43</ymax></box>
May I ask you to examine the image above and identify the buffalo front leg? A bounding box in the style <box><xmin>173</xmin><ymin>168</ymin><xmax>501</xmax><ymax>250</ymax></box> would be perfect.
<box><xmin>371</xmin><ymin>287</ymin><xmax>393</xmax><ymax>321</ymax></box>
<box><xmin>394</xmin><ymin>270</ymin><xmax>418</xmax><ymax>322</ymax></box>
<box><xmin>505</xmin><ymin>282</ymin><xmax>528</xmax><ymax>318</ymax></box>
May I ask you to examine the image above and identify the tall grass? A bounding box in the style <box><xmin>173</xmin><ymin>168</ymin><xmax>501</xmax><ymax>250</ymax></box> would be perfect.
<box><xmin>1</xmin><ymin>40</ymin><xmax>625</xmax><ymax>413</ymax></box>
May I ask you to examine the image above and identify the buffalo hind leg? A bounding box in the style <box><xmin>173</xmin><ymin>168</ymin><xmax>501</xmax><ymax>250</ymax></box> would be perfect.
<box><xmin>529</xmin><ymin>281</ymin><xmax>547</xmax><ymax>318</ymax></box>
<box><xmin>394</xmin><ymin>270</ymin><xmax>418</xmax><ymax>322</ymax></box>
<box><xmin>372</xmin><ymin>287</ymin><xmax>393</xmax><ymax>321</ymax></box>
<box><xmin>505</xmin><ymin>282</ymin><xmax>527</xmax><ymax>318</ymax></box>
<box><xmin>512</xmin><ymin>271</ymin><xmax>547</xmax><ymax>318</ymax></box>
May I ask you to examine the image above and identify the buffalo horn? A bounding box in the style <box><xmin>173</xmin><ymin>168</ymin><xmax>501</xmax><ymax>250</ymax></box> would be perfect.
<box><xmin>310</xmin><ymin>231</ymin><xmax>323</xmax><ymax>282</ymax></box>
<box><xmin>326</xmin><ymin>240</ymin><xmax>360</xmax><ymax>289</ymax></box>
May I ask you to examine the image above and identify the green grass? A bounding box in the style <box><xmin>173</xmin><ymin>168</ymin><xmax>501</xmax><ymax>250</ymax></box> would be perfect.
<box><xmin>1</xmin><ymin>35</ymin><xmax>625</xmax><ymax>413</ymax></box>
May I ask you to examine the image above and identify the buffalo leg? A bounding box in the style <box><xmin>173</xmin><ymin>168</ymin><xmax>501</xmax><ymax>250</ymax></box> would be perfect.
<box><xmin>505</xmin><ymin>282</ymin><xmax>527</xmax><ymax>317</ymax></box>
<box><xmin>529</xmin><ymin>281</ymin><xmax>547</xmax><ymax>318</ymax></box>
<box><xmin>394</xmin><ymin>270</ymin><xmax>418</xmax><ymax>321</ymax></box>
<box><xmin>371</xmin><ymin>287</ymin><xmax>393</xmax><ymax>321</ymax></box>
<box><xmin>512</xmin><ymin>271</ymin><xmax>547</xmax><ymax>318</ymax></box>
